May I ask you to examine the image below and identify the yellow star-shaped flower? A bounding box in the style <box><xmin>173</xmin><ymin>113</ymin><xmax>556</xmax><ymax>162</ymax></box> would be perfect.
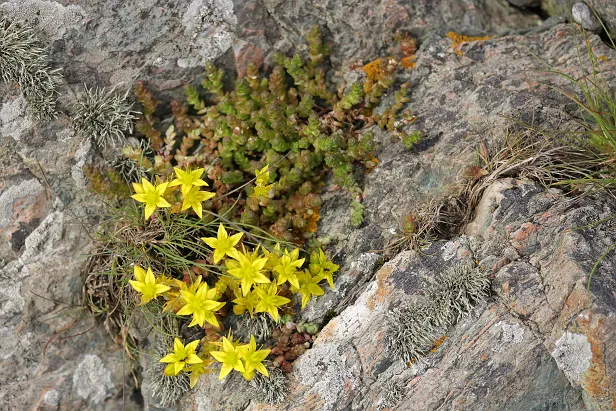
<box><xmin>131</xmin><ymin>178</ymin><xmax>171</xmax><ymax>220</ymax></box>
<box><xmin>181</xmin><ymin>186</ymin><xmax>215</xmax><ymax>218</ymax></box>
<box><xmin>169</xmin><ymin>167</ymin><xmax>209</xmax><ymax>196</ymax></box>
<box><xmin>273</xmin><ymin>248</ymin><xmax>305</xmax><ymax>289</ymax></box>
<box><xmin>186</xmin><ymin>355</ymin><xmax>215</xmax><ymax>388</ymax></box>
<box><xmin>237</xmin><ymin>335</ymin><xmax>270</xmax><ymax>380</ymax></box>
<box><xmin>226</xmin><ymin>246</ymin><xmax>270</xmax><ymax>296</ymax></box>
<box><xmin>255</xmin><ymin>165</ymin><xmax>270</xmax><ymax>186</ymax></box>
<box><xmin>210</xmin><ymin>336</ymin><xmax>246</xmax><ymax>380</ymax></box>
<box><xmin>128</xmin><ymin>265</ymin><xmax>170</xmax><ymax>305</ymax></box>
<box><xmin>254</xmin><ymin>283</ymin><xmax>290</xmax><ymax>322</ymax></box>
<box><xmin>202</xmin><ymin>223</ymin><xmax>243</xmax><ymax>263</ymax></box>
<box><xmin>251</xmin><ymin>183</ymin><xmax>274</xmax><ymax>199</ymax></box>
<box><xmin>159</xmin><ymin>338</ymin><xmax>203</xmax><ymax>376</ymax></box>
<box><xmin>309</xmin><ymin>249</ymin><xmax>339</xmax><ymax>289</ymax></box>
<box><xmin>232</xmin><ymin>288</ymin><xmax>259</xmax><ymax>316</ymax></box>
<box><xmin>177</xmin><ymin>279</ymin><xmax>226</xmax><ymax>328</ymax></box>
<box><xmin>292</xmin><ymin>270</ymin><xmax>325</xmax><ymax>309</ymax></box>
<box><xmin>262</xmin><ymin>243</ymin><xmax>282</xmax><ymax>271</ymax></box>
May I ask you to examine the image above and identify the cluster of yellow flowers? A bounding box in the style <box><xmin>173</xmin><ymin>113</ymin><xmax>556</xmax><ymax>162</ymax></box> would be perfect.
<box><xmin>158</xmin><ymin>334</ymin><xmax>269</xmax><ymax>386</ymax></box>
<box><xmin>131</xmin><ymin>167</ymin><xmax>214</xmax><ymax>219</ymax></box>
<box><xmin>127</xmin><ymin>166</ymin><xmax>340</xmax><ymax>384</ymax></box>
<box><xmin>249</xmin><ymin>165</ymin><xmax>275</xmax><ymax>204</ymax></box>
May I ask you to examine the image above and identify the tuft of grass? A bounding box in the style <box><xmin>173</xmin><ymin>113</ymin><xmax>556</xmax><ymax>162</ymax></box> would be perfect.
<box><xmin>385</xmin><ymin>261</ymin><xmax>489</xmax><ymax>363</ymax></box>
<box><xmin>518</xmin><ymin>20</ymin><xmax>616</xmax><ymax>290</ymax></box>
<box><xmin>383</xmin><ymin>195</ymin><xmax>466</xmax><ymax>255</ymax></box>
<box><xmin>82</xmin><ymin>201</ymin><xmax>222</xmax><ymax>340</ymax></box>
<box><xmin>0</xmin><ymin>18</ymin><xmax>62</xmax><ymax>119</ymax></box>
<box><xmin>72</xmin><ymin>85</ymin><xmax>139</xmax><ymax>148</ymax></box>
<box><xmin>522</xmin><ymin>21</ymin><xmax>616</xmax><ymax>193</ymax></box>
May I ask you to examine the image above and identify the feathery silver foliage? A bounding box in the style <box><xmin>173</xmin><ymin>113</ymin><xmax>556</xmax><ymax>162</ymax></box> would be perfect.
<box><xmin>385</xmin><ymin>261</ymin><xmax>490</xmax><ymax>363</ymax></box>
<box><xmin>106</xmin><ymin>155</ymin><xmax>146</xmax><ymax>185</ymax></box>
<box><xmin>72</xmin><ymin>85</ymin><xmax>138</xmax><ymax>148</ymax></box>
<box><xmin>249</xmin><ymin>367</ymin><xmax>288</xmax><ymax>405</ymax></box>
<box><xmin>0</xmin><ymin>18</ymin><xmax>62</xmax><ymax>119</ymax></box>
<box><xmin>147</xmin><ymin>336</ymin><xmax>190</xmax><ymax>407</ymax></box>
<box><xmin>379</xmin><ymin>380</ymin><xmax>405</xmax><ymax>409</ymax></box>
<box><xmin>235</xmin><ymin>312</ymin><xmax>277</xmax><ymax>343</ymax></box>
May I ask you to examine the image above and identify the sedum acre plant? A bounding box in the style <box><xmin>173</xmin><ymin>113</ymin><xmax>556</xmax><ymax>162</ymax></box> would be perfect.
<box><xmin>86</xmin><ymin>164</ymin><xmax>339</xmax><ymax>391</ymax></box>
<box><xmin>82</xmin><ymin>26</ymin><xmax>418</xmax><ymax>404</ymax></box>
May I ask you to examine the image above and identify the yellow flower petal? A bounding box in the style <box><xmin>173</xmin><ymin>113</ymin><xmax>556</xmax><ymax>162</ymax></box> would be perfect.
<box><xmin>134</xmin><ymin>265</ymin><xmax>146</xmax><ymax>282</ymax></box>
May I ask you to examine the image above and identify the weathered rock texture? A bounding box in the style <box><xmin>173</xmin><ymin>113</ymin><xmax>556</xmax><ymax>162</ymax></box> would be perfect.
<box><xmin>177</xmin><ymin>23</ymin><xmax>616</xmax><ymax>410</ymax></box>
<box><xmin>1</xmin><ymin>1</ymin><xmax>615</xmax><ymax>410</ymax></box>
<box><xmin>543</xmin><ymin>0</ymin><xmax>616</xmax><ymax>35</ymax></box>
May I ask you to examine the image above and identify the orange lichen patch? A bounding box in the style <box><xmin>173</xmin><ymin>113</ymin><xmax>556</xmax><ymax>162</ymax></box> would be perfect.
<box><xmin>574</xmin><ymin>314</ymin><xmax>615</xmax><ymax>407</ymax></box>
<box><xmin>558</xmin><ymin>281</ymin><xmax>590</xmax><ymax>327</ymax></box>
<box><xmin>362</xmin><ymin>58</ymin><xmax>385</xmax><ymax>82</ymax></box>
<box><xmin>401</xmin><ymin>55</ymin><xmax>416</xmax><ymax>69</ymax></box>
<box><xmin>305</xmin><ymin>207</ymin><xmax>321</xmax><ymax>233</ymax></box>
<box><xmin>367</xmin><ymin>265</ymin><xmax>394</xmax><ymax>310</ymax></box>
<box><xmin>430</xmin><ymin>334</ymin><xmax>447</xmax><ymax>353</ymax></box>
<box><xmin>597</xmin><ymin>55</ymin><xmax>608</xmax><ymax>62</ymax></box>
<box><xmin>361</xmin><ymin>57</ymin><xmax>398</xmax><ymax>93</ymax></box>
<box><xmin>446</xmin><ymin>31</ymin><xmax>493</xmax><ymax>56</ymax></box>
<box><xmin>510</xmin><ymin>222</ymin><xmax>539</xmax><ymax>251</ymax></box>
<box><xmin>316</xmin><ymin>317</ymin><xmax>338</xmax><ymax>341</ymax></box>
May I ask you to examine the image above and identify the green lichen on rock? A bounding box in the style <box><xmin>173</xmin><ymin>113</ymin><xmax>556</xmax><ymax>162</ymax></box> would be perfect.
<box><xmin>380</xmin><ymin>380</ymin><xmax>405</xmax><ymax>409</ymax></box>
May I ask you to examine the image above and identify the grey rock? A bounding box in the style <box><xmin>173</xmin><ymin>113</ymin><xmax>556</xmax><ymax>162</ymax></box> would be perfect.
<box><xmin>552</xmin><ymin>332</ymin><xmax>593</xmax><ymax>386</ymax></box>
<box><xmin>43</xmin><ymin>388</ymin><xmax>61</xmax><ymax>407</ymax></box>
<box><xmin>572</xmin><ymin>2</ymin><xmax>603</xmax><ymax>32</ymax></box>
<box><xmin>73</xmin><ymin>354</ymin><xmax>116</xmax><ymax>404</ymax></box>
<box><xmin>0</xmin><ymin>1</ymin><xmax>614</xmax><ymax>410</ymax></box>
<box><xmin>0</xmin><ymin>95</ymin><xmax>33</xmax><ymax>141</ymax></box>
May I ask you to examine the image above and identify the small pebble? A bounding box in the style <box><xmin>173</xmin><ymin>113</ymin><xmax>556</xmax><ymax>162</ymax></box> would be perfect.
<box><xmin>572</xmin><ymin>2</ymin><xmax>603</xmax><ymax>33</ymax></box>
